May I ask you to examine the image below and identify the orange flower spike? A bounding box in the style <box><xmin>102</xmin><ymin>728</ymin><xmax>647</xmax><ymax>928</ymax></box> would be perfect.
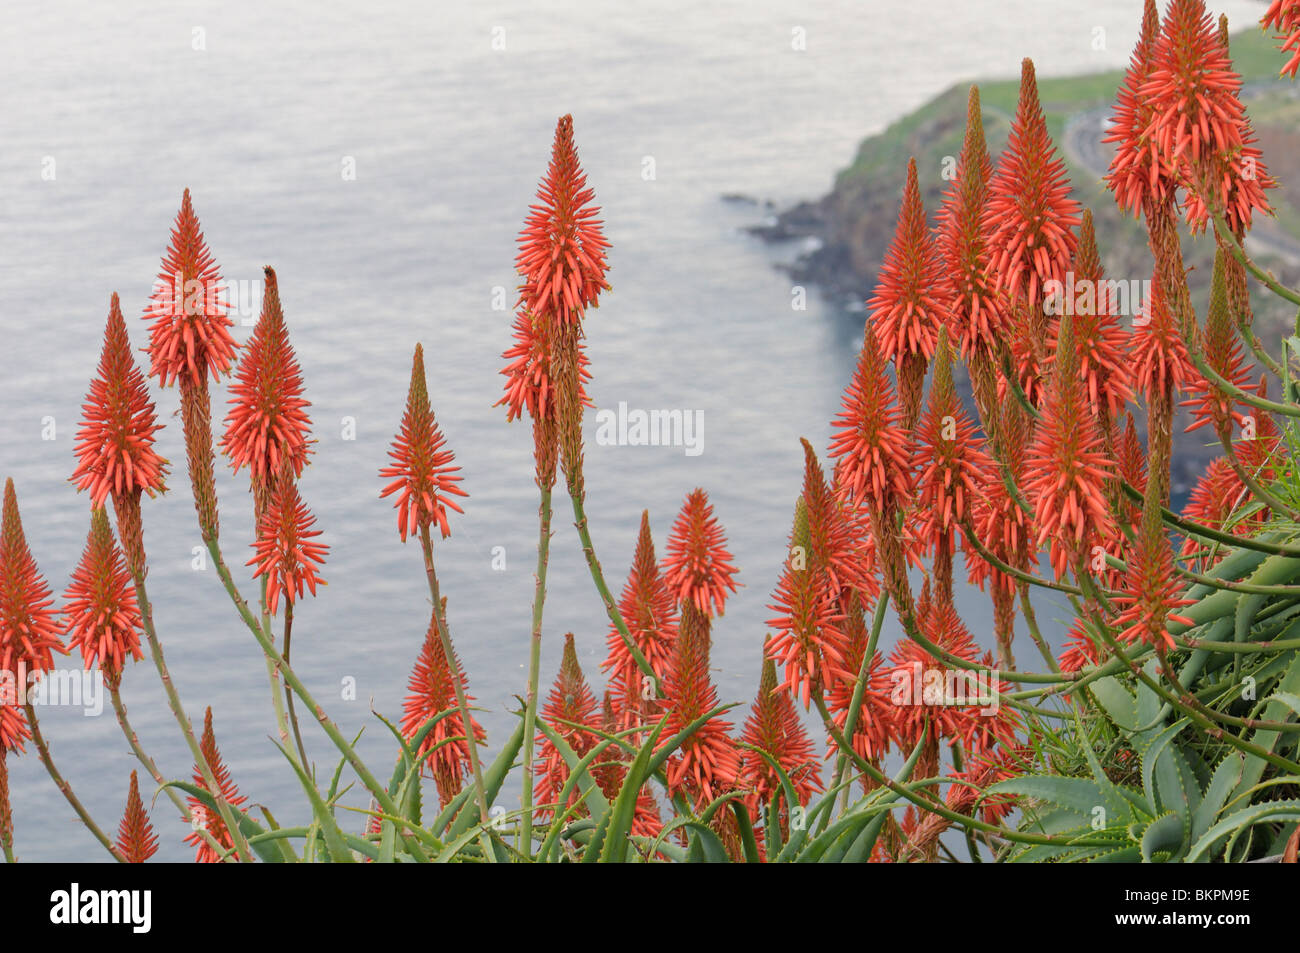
<box><xmin>869</xmin><ymin>157</ymin><xmax>948</xmax><ymax>423</ymax></box>
<box><xmin>143</xmin><ymin>189</ymin><xmax>237</xmax><ymax>388</ymax></box>
<box><xmin>115</xmin><ymin>770</ymin><xmax>160</xmax><ymax>863</ymax></box>
<box><xmin>767</xmin><ymin>496</ymin><xmax>847</xmax><ymax>708</ymax></box>
<box><xmin>221</xmin><ymin>268</ymin><xmax>313</xmax><ymax>485</ymax></box>
<box><xmin>938</xmin><ymin>86</ymin><xmax>1007</xmax><ymax>361</ymax></box>
<box><xmin>829</xmin><ymin>325</ymin><xmax>913</xmax><ymax>514</ymax></box>
<box><xmin>602</xmin><ymin>511</ymin><xmax>677</xmax><ymax>723</ymax></box>
<box><xmin>912</xmin><ymin>330</ymin><xmax>992</xmax><ymax>556</ymax></box>
<box><xmin>0</xmin><ymin>479</ymin><xmax>65</xmax><ymax>679</ymax></box>
<box><xmin>0</xmin><ymin>704</ymin><xmax>28</xmax><ymax>754</ymax></box>
<box><xmin>659</xmin><ymin>605</ymin><xmax>739</xmax><ymax>805</ymax></box>
<box><xmin>1055</xmin><ymin>211</ymin><xmax>1135</xmax><ymax>420</ymax></box>
<box><xmin>399</xmin><ymin>608</ymin><xmax>486</xmax><ymax>808</ymax></box>
<box><xmin>1112</xmin><ymin>496</ymin><xmax>1195</xmax><ymax>652</ymax></box>
<box><xmin>535</xmin><ymin>633</ymin><xmax>601</xmax><ymax>814</ymax></box>
<box><xmin>1023</xmin><ymin>314</ymin><xmax>1117</xmax><ymax>579</ymax></box>
<box><xmin>497</xmin><ymin>310</ymin><xmax>593</xmax><ymax>424</ymax></box>
<box><xmin>1181</xmin><ymin>250</ymin><xmax>1251</xmax><ymax>436</ymax></box>
<box><xmin>1143</xmin><ymin>0</ymin><xmax>1273</xmax><ymax>233</ymax></box>
<box><xmin>63</xmin><ymin>508</ymin><xmax>144</xmax><ymax>681</ymax></box>
<box><xmin>1105</xmin><ymin>0</ymin><xmax>1172</xmax><ymax>216</ymax></box>
<box><xmin>825</xmin><ymin>642</ymin><xmax>894</xmax><ymax>765</ymax></box>
<box><xmin>985</xmin><ymin>58</ymin><xmax>1081</xmax><ymax>306</ymax></box>
<box><xmin>247</xmin><ymin>478</ymin><xmax>328</xmax><ymax>616</ymax></box>
<box><xmin>885</xmin><ymin>599</ymin><xmax>992</xmax><ymax>749</ymax></box>
<box><xmin>516</xmin><ymin>115</ymin><xmax>610</xmax><ymax>326</ymax></box>
<box><xmin>1263</xmin><ymin>0</ymin><xmax>1300</xmax><ymax>78</ymax></box>
<box><xmin>379</xmin><ymin>344</ymin><xmax>468</xmax><ymax>542</ymax></box>
<box><xmin>738</xmin><ymin>654</ymin><xmax>822</xmax><ymax>814</ymax></box>
<box><xmin>662</xmin><ymin>489</ymin><xmax>739</xmax><ymax>619</ymax></box>
<box><xmin>71</xmin><ymin>294</ymin><xmax>168</xmax><ymax>509</ymax></box>
<box><xmin>183</xmin><ymin>708</ymin><xmax>247</xmax><ymax>864</ymax></box>
<box><xmin>1131</xmin><ymin>271</ymin><xmax>1195</xmax><ymax>402</ymax></box>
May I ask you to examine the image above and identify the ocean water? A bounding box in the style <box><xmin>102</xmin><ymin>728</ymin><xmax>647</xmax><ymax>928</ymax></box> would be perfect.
<box><xmin>0</xmin><ymin>0</ymin><xmax>1265</xmax><ymax>861</ymax></box>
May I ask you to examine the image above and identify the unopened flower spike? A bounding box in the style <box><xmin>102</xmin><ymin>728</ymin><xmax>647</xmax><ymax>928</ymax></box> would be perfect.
<box><xmin>379</xmin><ymin>343</ymin><xmax>468</xmax><ymax>542</ymax></box>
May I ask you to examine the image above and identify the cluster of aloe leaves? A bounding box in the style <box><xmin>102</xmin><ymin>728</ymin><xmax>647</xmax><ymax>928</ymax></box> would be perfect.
<box><xmin>996</xmin><ymin>537</ymin><xmax>1300</xmax><ymax>863</ymax></box>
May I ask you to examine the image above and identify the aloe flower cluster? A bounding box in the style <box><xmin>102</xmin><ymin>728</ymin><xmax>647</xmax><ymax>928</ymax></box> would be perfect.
<box><xmin>4</xmin><ymin>2</ymin><xmax>1300</xmax><ymax>865</ymax></box>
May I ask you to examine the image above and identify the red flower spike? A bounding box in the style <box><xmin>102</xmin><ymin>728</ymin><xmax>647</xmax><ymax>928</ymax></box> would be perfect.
<box><xmin>1263</xmin><ymin>0</ymin><xmax>1300</xmax><ymax>78</ymax></box>
<box><xmin>116</xmin><ymin>770</ymin><xmax>159</xmax><ymax>863</ymax></box>
<box><xmin>379</xmin><ymin>343</ymin><xmax>468</xmax><ymax>542</ymax></box>
<box><xmin>496</xmin><ymin>310</ymin><xmax>593</xmax><ymax>425</ymax></box>
<box><xmin>144</xmin><ymin>189</ymin><xmax>237</xmax><ymax>388</ymax></box>
<box><xmin>1058</xmin><ymin>618</ymin><xmax>1102</xmax><ymax>674</ymax></box>
<box><xmin>1112</xmin><ymin>500</ymin><xmax>1195</xmax><ymax>651</ymax></box>
<box><xmin>535</xmin><ymin>633</ymin><xmax>601</xmax><ymax>817</ymax></box>
<box><xmin>0</xmin><ymin>703</ymin><xmax>27</xmax><ymax>754</ymax></box>
<box><xmin>247</xmin><ymin>478</ymin><xmax>328</xmax><ymax>616</ymax></box>
<box><xmin>516</xmin><ymin>115</ymin><xmax>610</xmax><ymax>326</ymax></box>
<box><xmin>63</xmin><ymin>508</ymin><xmax>144</xmax><ymax>680</ymax></box>
<box><xmin>738</xmin><ymin>654</ymin><xmax>822</xmax><ymax>816</ymax></box>
<box><xmin>1131</xmin><ymin>270</ymin><xmax>1195</xmax><ymax>401</ymax></box>
<box><xmin>768</xmin><ymin>441</ymin><xmax>878</xmax><ymax>707</ymax></box>
<box><xmin>911</xmin><ymin>331</ymin><xmax>993</xmax><ymax>566</ymax></box>
<box><xmin>1181</xmin><ymin>250</ymin><xmax>1251</xmax><ymax>435</ymax></box>
<box><xmin>829</xmin><ymin>325</ymin><xmax>914</xmax><ymax>513</ymax></box>
<box><xmin>183</xmin><ymin>708</ymin><xmax>247</xmax><ymax>864</ymax></box>
<box><xmin>1052</xmin><ymin>210</ymin><xmax>1135</xmax><ymax>421</ymax></box>
<box><xmin>592</xmin><ymin>691</ymin><xmax>664</xmax><ymax>840</ymax></box>
<box><xmin>824</xmin><ymin>589</ymin><xmax>893</xmax><ymax>746</ymax></box>
<box><xmin>1105</xmin><ymin>0</ymin><xmax>1174</xmax><ymax>216</ymax></box>
<box><xmin>947</xmin><ymin>746</ymin><xmax>1030</xmax><ymax>825</ymax></box>
<box><xmin>1023</xmin><ymin>314</ymin><xmax>1117</xmax><ymax>579</ymax></box>
<box><xmin>999</xmin><ymin>298</ymin><xmax>1048</xmax><ymax>408</ymax></box>
<box><xmin>985</xmin><ymin>59</ymin><xmax>1081</xmax><ymax>306</ymax></box>
<box><xmin>660</xmin><ymin>604</ymin><xmax>739</xmax><ymax>806</ymax></box>
<box><xmin>221</xmin><ymin>268</ymin><xmax>313</xmax><ymax>487</ymax></box>
<box><xmin>938</xmin><ymin>86</ymin><xmax>1008</xmax><ymax>362</ymax></box>
<box><xmin>399</xmin><ymin>607</ymin><xmax>486</xmax><ymax>808</ymax></box>
<box><xmin>71</xmin><ymin>294</ymin><xmax>168</xmax><ymax>509</ymax></box>
<box><xmin>966</xmin><ymin>402</ymin><xmax>1037</xmax><ymax>597</ymax></box>
<box><xmin>885</xmin><ymin>599</ymin><xmax>1011</xmax><ymax>751</ymax></box>
<box><xmin>767</xmin><ymin>498</ymin><xmax>847</xmax><ymax>709</ymax></box>
<box><xmin>662</xmin><ymin>489</ymin><xmax>739</xmax><ymax>619</ymax></box>
<box><xmin>602</xmin><ymin>511</ymin><xmax>677</xmax><ymax>727</ymax></box>
<box><xmin>1142</xmin><ymin>0</ymin><xmax>1273</xmax><ymax>234</ymax></box>
<box><xmin>869</xmin><ymin>157</ymin><xmax>948</xmax><ymax>421</ymax></box>
<box><xmin>0</xmin><ymin>479</ymin><xmax>65</xmax><ymax>680</ymax></box>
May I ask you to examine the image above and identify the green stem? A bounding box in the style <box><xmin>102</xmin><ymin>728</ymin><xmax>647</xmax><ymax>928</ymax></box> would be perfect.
<box><xmin>204</xmin><ymin>538</ymin><xmax>427</xmax><ymax>859</ymax></box>
<box><xmin>23</xmin><ymin>704</ymin><xmax>127</xmax><ymax>862</ymax></box>
<box><xmin>829</xmin><ymin>594</ymin><xmax>890</xmax><ymax>825</ymax></box>
<box><xmin>567</xmin><ymin>489</ymin><xmax>660</xmax><ymax>688</ymax></box>
<box><xmin>260</xmin><ymin>576</ymin><xmax>293</xmax><ymax>753</ymax></box>
<box><xmin>283</xmin><ymin>601</ymin><xmax>311</xmax><ymax>775</ymax></box>
<box><xmin>131</xmin><ymin>561</ymin><xmax>253</xmax><ymax>862</ymax></box>
<box><xmin>1019</xmin><ymin>585</ymin><xmax>1060</xmax><ymax>673</ymax></box>
<box><xmin>108</xmin><ymin>683</ymin><xmax>190</xmax><ymax>821</ymax></box>
<box><xmin>812</xmin><ymin>696</ymin><xmax>1115</xmax><ymax>849</ymax></box>
<box><xmin>519</xmin><ymin>484</ymin><xmax>553</xmax><ymax>855</ymax></box>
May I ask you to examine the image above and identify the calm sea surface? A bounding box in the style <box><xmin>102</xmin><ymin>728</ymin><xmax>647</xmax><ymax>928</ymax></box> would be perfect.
<box><xmin>0</xmin><ymin>0</ymin><xmax>1263</xmax><ymax>860</ymax></box>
